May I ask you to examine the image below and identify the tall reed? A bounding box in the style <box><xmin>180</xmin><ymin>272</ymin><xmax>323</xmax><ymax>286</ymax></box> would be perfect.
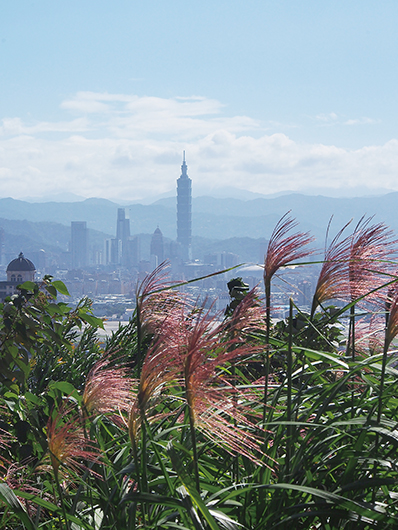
<box><xmin>263</xmin><ymin>212</ymin><xmax>313</xmax><ymax>420</ymax></box>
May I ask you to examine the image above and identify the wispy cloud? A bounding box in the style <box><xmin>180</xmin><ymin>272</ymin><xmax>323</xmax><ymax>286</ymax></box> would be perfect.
<box><xmin>314</xmin><ymin>112</ymin><xmax>339</xmax><ymax>123</ymax></box>
<box><xmin>0</xmin><ymin>117</ymin><xmax>90</xmax><ymax>136</ymax></box>
<box><xmin>0</xmin><ymin>93</ymin><xmax>396</xmax><ymax>201</ymax></box>
<box><xmin>344</xmin><ymin>117</ymin><xmax>380</xmax><ymax>126</ymax></box>
<box><xmin>313</xmin><ymin>112</ymin><xmax>379</xmax><ymax>127</ymax></box>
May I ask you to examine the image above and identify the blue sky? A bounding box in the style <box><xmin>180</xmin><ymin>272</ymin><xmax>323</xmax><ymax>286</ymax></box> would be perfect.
<box><xmin>1</xmin><ymin>1</ymin><xmax>398</xmax><ymax>201</ymax></box>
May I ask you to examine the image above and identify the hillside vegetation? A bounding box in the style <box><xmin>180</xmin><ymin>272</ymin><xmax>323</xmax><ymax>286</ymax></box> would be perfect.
<box><xmin>1</xmin><ymin>214</ymin><xmax>398</xmax><ymax>529</ymax></box>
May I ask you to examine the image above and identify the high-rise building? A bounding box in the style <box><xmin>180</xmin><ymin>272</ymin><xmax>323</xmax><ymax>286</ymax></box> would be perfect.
<box><xmin>116</xmin><ymin>208</ymin><xmax>130</xmax><ymax>244</ymax></box>
<box><xmin>71</xmin><ymin>221</ymin><xmax>88</xmax><ymax>269</ymax></box>
<box><xmin>127</xmin><ymin>236</ymin><xmax>140</xmax><ymax>267</ymax></box>
<box><xmin>150</xmin><ymin>227</ymin><xmax>164</xmax><ymax>268</ymax></box>
<box><xmin>0</xmin><ymin>227</ymin><xmax>4</xmax><ymax>265</ymax></box>
<box><xmin>221</xmin><ymin>252</ymin><xmax>239</xmax><ymax>269</ymax></box>
<box><xmin>116</xmin><ymin>208</ymin><xmax>131</xmax><ymax>266</ymax></box>
<box><xmin>110</xmin><ymin>238</ymin><xmax>122</xmax><ymax>265</ymax></box>
<box><xmin>177</xmin><ymin>151</ymin><xmax>192</xmax><ymax>261</ymax></box>
<box><xmin>298</xmin><ymin>280</ymin><xmax>312</xmax><ymax>308</ymax></box>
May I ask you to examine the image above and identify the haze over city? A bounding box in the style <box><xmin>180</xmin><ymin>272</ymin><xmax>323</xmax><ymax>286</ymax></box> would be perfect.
<box><xmin>2</xmin><ymin>2</ymin><xmax>398</xmax><ymax>202</ymax></box>
<box><xmin>4</xmin><ymin>5</ymin><xmax>398</xmax><ymax>525</ymax></box>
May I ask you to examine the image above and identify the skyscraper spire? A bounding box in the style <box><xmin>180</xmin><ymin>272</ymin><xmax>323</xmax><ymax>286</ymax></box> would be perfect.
<box><xmin>181</xmin><ymin>150</ymin><xmax>188</xmax><ymax>178</ymax></box>
<box><xmin>177</xmin><ymin>151</ymin><xmax>192</xmax><ymax>261</ymax></box>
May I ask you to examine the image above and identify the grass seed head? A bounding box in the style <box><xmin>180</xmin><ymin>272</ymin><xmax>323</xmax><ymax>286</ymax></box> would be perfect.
<box><xmin>82</xmin><ymin>356</ymin><xmax>133</xmax><ymax>421</ymax></box>
<box><xmin>47</xmin><ymin>405</ymin><xmax>101</xmax><ymax>480</ymax></box>
<box><xmin>264</xmin><ymin>212</ymin><xmax>314</xmax><ymax>285</ymax></box>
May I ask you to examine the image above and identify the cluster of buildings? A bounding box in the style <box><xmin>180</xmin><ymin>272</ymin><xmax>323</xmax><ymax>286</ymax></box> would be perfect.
<box><xmin>70</xmin><ymin>152</ymin><xmax>193</xmax><ymax>273</ymax></box>
<box><xmin>62</xmin><ymin>154</ymin><xmax>248</xmax><ymax>312</ymax></box>
<box><xmin>0</xmin><ymin>154</ymin><xmax>319</xmax><ymax>314</ymax></box>
<box><xmin>0</xmin><ymin>154</ymin><xmax>237</xmax><ymax>311</ymax></box>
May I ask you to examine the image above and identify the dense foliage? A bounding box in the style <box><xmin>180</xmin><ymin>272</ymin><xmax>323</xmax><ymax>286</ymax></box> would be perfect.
<box><xmin>2</xmin><ymin>215</ymin><xmax>398</xmax><ymax>529</ymax></box>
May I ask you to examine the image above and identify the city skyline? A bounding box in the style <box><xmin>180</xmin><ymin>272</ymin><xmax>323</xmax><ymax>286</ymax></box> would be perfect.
<box><xmin>2</xmin><ymin>3</ymin><xmax>398</xmax><ymax>201</ymax></box>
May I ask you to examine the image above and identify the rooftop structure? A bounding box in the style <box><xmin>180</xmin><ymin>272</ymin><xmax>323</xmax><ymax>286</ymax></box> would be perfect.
<box><xmin>1</xmin><ymin>252</ymin><xmax>36</xmax><ymax>301</ymax></box>
<box><xmin>176</xmin><ymin>151</ymin><xmax>192</xmax><ymax>261</ymax></box>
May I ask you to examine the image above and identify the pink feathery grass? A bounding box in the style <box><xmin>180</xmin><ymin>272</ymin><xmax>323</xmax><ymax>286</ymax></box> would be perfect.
<box><xmin>128</xmin><ymin>310</ymin><xmax>187</xmax><ymax>446</ymax></box>
<box><xmin>128</xmin><ymin>343</ymin><xmax>182</xmax><ymax>445</ymax></box>
<box><xmin>348</xmin><ymin>216</ymin><xmax>397</xmax><ymax>305</ymax></box>
<box><xmin>346</xmin><ymin>316</ymin><xmax>385</xmax><ymax>358</ymax></box>
<box><xmin>82</xmin><ymin>356</ymin><xmax>134</xmax><ymax>422</ymax></box>
<box><xmin>128</xmin><ymin>295</ymin><xmax>267</xmax><ymax>462</ymax></box>
<box><xmin>263</xmin><ymin>213</ymin><xmax>313</xmax><ymax>413</ymax></box>
<box><xmin>264</xmin><ymin>212</ymin><xmax>314</xmax><ymax>290</ymax></box>
<box><xmin>134</xmin><ymin>261</ymin><xmax>189</xmax><ymax>373</ymax></box>
<box><xmin>136</xmin><ymin>260</ymin><xmax>187</xmax><ymax>338</ymax></box>
<box><xmin>191</xmin><ymin>385</ymin><xmax>265</xmax><ymax>463</ymax></box>
<box><xmin>47</xmin><ymin>405</ymin><xmax>101</xmax><ymax>480</ymax></box>
<box><xmin>179</xmin><ymin>306</ymin><xmax>265</xmax><ymax>462</ymax></box>
<box><xmin>182</xmin><ymin>308</ymin><xmax>241</xmax><ymax>420</ymax></box>
<box><xmin>311</xmin><ymin>221</ymin><xmax>352</xmax><ymax>316</ymax></box>
<box><xmin>5</xmin><ymin>462</ymin><xmax>50</xmax><ymax>519</ymax></box>
<box><xmin>224</xmin><ymin>287</ymin><xmax>265</xmax><ymax>335</ymax></box>
<box><xmin>385</xmin><ymin>275</ymin><xmax>398</xmax><ymax>328</ymax></box>
<box><xmin>378</xmin><ymin>289</ymin><xmax>398</xmax><ymax>423</ymax></box>
<box><xmin>0</xmin><ymin>426</ymin><xmax>12</xmax><ymax>451</ymax></box>
<box><xmin>136</xmin><ymin>260</ymin><xmax>171</xmax><ymax>300</ymax></box>
<box><xmin>385</xmin><ymin>292</ymin><xmax>398</xmax><ymax>350</ymax></box>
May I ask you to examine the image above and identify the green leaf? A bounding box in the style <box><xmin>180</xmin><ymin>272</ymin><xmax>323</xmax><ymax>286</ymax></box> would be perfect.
<box><xmin>9</xmin><ymin>489</ymin><xmax>95</xmax><ymax>529</ymax></box>
<box><xmin>45</xmin><ymin>284</ymin><xmax>57</xmax><ymax>298</ymax></box>
<box><xmin>18</xmin><ymin>281</ymin><xmax>37</xmax><ymax>292</ymax></box>
<box><xmin>0</xmin><ymin>483</ymin><xmax>36</xmax><ymax>530</ymax></box>
<box><xmin>121</xmin><ymin>491</ymin><xmax>184</xmax><ymax>508</ymax></box>
<box><xmin>79</xmin><ymin>312</ymin><xmax>104</xmax><ymax>329</ymax></box>
<box><xmin>46</xmin><ymin>303</ymin><xmax>65</xmax><ymax>316</ymax></box>
<box><xmin>9</xmin><ymin>382</ymin><xmax>19</xmax><ymax>394</ymax></box>
<box><xmin>258</xmin><ymin>483</ymin><xmax>390</xmax><ymax>522</ymax></box>
<box><xmin>168</xmin><ymin>443</ymin><xmax>221</xmax><ymax>530</ymax></box>
<box><xmin>48</xmin><ymin>380</ymin><xmax>80</xmax><ymax>401</ymax></box>
<box><xmin>52</xmin><ymin>280</ymin><xmax>70</xmax><ymax>296</ymax></box>
<box><xmin>299</xmin><ymin>347</ymin><xmax>349</xmax><ymax>369</ymax></box>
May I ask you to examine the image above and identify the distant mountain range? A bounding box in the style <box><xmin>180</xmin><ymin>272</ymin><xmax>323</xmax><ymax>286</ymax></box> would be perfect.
<box><xmin>2</xmin><ymin>192</ymin><xmax>398</xmax><ymax>239</ymax></box>
<box><xmin>1</xmin><ymin>192</ymin><xmax>398</xmax><ymax>263</ymax></box>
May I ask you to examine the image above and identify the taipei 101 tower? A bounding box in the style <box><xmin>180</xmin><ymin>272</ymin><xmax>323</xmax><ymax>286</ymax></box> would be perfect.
<box><xmin>177</xmin><ymin>151</ymin><xmax>192</xmax><ymax>261</ymax></box>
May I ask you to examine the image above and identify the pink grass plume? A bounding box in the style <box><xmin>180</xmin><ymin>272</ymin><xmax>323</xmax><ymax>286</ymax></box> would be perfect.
<box><xmin>311</xmin><ymin>221</ymin><xmax>352</xmax><ymax>317</ymax></box>
<box><xmin>47</xmin><ymin>405</ymin><xmax>101</xmax><ymax>480</ymax></box>
<box><xmin>82</xmin><ymin>356</ymin><xmax>134</xmax><ymax>423</ymax></box>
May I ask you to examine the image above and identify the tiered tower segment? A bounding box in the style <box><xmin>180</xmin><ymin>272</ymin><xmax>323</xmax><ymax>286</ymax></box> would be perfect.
<box><xmin>176</xmin><ymin>151</ymin><xmax>192</xmax><ymax>261</ymax></box>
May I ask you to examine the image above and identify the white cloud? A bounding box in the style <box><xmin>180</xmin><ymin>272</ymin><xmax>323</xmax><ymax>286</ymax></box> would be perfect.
<box><xmin>344</xmin><ymin>117</ymin><xmax>379</xmax><ymax>126</ymax></box>
<box><xmin>0</xmin><ymin>92</ymin><xmax>397</xmax><ymax>201</ymax></box>
<box><xmin>313</xmin><ymin>112</ymin><xmax>379</xmax><ymax>127</ymax></box>
<box><xmin>0</xmin><ymin>116</ymin><xmax>90</xmax><ymax>136</ymax></box>
<box><xmin>315</xmin><ymin>112</ymin><xmax>338</xmax><ymax>123</ymax></box>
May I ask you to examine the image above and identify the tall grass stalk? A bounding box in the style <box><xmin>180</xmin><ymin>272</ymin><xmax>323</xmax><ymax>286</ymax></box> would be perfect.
<box><xmin>53</xmin><ymin>472</ymin><xmax>69</xmax><ymax>530</ymax></box>
<box><xmin>263</xmin><ymin>212</ymin><xmax>313</xmax><ymax>423</ymax></box>
<box><xmin>187</xmin><ymin>398</ymin><xmax>200</xmax><ymax>492</ymax></box>
<box><xmin>286</xmin><ymin>298</ymin><xmax>293</xmax><ymax>476</ymax></box>
<box><xmin>378</xmin><ymin>292</ymin><xmax>398</xmax><ymax>424</ymax></box>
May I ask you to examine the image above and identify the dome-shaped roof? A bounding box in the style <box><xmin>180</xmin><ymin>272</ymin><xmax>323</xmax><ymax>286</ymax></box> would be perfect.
<box><xmin>7</xmin><ymin>252</ymin><xmax>36</xmax><ymax>272</ymax></box>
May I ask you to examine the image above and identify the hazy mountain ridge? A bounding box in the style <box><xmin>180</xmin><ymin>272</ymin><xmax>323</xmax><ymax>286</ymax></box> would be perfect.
<box><xmin>0</xmin><ymin>217</ymin><xmax>112</xmax><ymax>262</ymax></box>
<box><xmin>1</xmin><ymin>192</ymin><xmax>398</xmax><ymax>246</ymax></box>
<box><xmin>0</xmin><ymin>217</ymin><xmax>267</xmax><ymax>267</ymax></box>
